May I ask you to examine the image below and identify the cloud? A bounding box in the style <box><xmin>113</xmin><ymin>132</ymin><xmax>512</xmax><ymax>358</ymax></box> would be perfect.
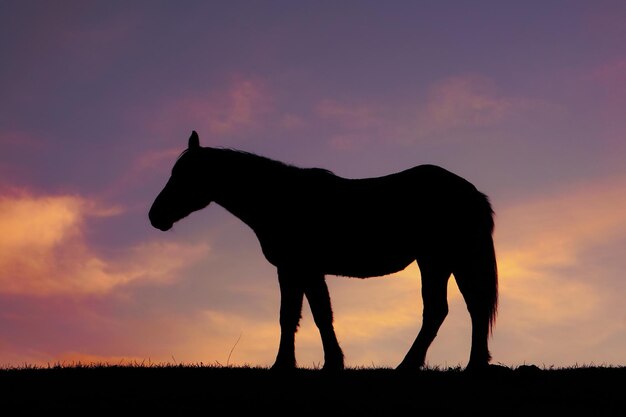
<box><xmin>209</xmin><ymin>77</ymin><xmax>271</xmax><ymax>135</ymax></box>
<box><xmin>499</xmin><ymin>175</ymin><xmax>626</xmax><ymax>274</ymax></box>
<box><xmin>492</xmin><ymin>174</ymin><xmax>626</xmax><ymax>364</ymax></box>
<box><xmin>144</xmin><ymin>77</ymin><xmax>272</xmax><ymax>140</ymax></box>
<box><xmin>315</xmin><ymin>99</ymin><xmax>392</xmax><ymax>150</ymax></box>
<box><xmin>315</xmin><ymin>98</ymin><xmax>404</xmax><ymax>150</ymax></box>
<box><xmin>0</xmin><ymin>190</ymin><xmax>208</xmax><ymax>296</ymax></box>
<box><xmin>316</xmin><ymin>99</ymin><xmax>385</xmax><ymax>130</ymax></box>
<box><xmin>318</xmin><ymin>75</ymin><xmax>562</xmax><ymax>150</ymax></box>
<box><xmin>422</xmin><ymin>76</ymin><xmax>510</xmax><ymax>129</ymax></box>
<box><xmin>414</xmin><ymin>75</ymin><xmax>562</xmax><ymax>139</ymax></box>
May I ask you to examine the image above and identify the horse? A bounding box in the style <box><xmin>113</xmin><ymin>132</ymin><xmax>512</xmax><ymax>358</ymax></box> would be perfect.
<box><xmin>149</xmin><ymin>131</ymin><xmax>498</xmax><ymax>371</ymax></box>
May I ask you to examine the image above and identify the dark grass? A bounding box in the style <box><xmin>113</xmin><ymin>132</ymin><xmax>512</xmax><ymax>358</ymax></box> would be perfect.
<box><xmin>1</xmin><ymin>363</ymin><xmax>624</xmax><ymax>416</ymax></box>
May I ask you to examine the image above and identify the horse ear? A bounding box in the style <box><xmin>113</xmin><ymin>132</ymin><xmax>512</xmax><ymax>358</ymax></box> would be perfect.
<box><xmin>188</xmin><ymin>131</ymin><xmax>200</xmax><ymax>149</ymax></box>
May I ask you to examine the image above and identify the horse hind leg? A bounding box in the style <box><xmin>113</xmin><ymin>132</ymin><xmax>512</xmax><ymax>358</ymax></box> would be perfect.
<box><xmin>397</xmin><ymin>261</ymin><xmax>451</xmax><ymax>371</ymax></box>
<box><xmin>303</xmin><ymin>274</ymin><xmax>344</xmax><ymax>370</ymax></box>
<box><xmin>453</xmin><ymin>253</ymin><xmax>497</xmax><ymax>371</ymax></box>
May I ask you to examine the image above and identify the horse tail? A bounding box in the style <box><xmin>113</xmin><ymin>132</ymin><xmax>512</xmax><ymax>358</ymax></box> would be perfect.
<box><xmin>453</xmin><ymin>189</ymin><xmax>498</xmax><ymax>337</ymax></box>
<box><xmin>475</xmin><ymin>191</ymin><xmax>498</xmax><ymax>335</ymax></box>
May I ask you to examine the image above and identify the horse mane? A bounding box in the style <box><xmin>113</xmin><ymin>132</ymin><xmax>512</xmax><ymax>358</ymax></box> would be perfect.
<box><xmin>211</xmin><ymin>147</ymin><xmax>335</xmax><ymax>176</ymax></box>
<box><xmin>176</xmin><ymin>149</ymin><xmax>189</xmax><ymax>161</ymax></box>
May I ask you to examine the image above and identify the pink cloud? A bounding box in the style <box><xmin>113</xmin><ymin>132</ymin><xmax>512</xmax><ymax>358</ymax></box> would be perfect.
<box><xmin>316</xmin><ymin>99</ymin><xmax>385</xmax><ymax>130</ymax></box>
<box><xmin>315</xmin><ymin>98</ymin><xmax>400</xmax><ymax>150</ymax></box>
<box><xmin>144</xmin><ymin>76</ymin><xmax>273</xmax><ymax>141</ymax></box>
<box><xmin>210</xmin><ymin>77</ymin><xmax>272</xmax><ymax>134</ymax></box>
<box><xmin>415</xmin><ymin>75</ymin><xmax>562</xmax><ymax>138</ymax></box>
<box><xmin>317</xmin><ymin>75</ymin><xmax>563</xmax><ymax>150</ymax></box>
<box><xmin>424</xmin><ymin>76</ymin><xmax>507</xmax><ymax>128</ymax></box>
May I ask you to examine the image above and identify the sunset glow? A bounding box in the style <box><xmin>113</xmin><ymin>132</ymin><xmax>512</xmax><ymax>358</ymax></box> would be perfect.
<box><xmin>1</xmin><ymin>1</ymin><xmax>625</xmax><ymax>368</ymax></box>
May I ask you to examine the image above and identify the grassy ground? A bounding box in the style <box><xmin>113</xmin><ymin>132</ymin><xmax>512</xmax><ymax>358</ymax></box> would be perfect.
<box><xmin>1</xmin><ymin>364</ymin><xmax>623</xmax><ymax>415</ymax></box>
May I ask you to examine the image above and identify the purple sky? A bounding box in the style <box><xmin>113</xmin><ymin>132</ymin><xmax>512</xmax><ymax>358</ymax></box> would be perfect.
<box><xmin>1</xmin><ymin>1</ymin><xmax>625</xmax><ymax>368</ymax></box>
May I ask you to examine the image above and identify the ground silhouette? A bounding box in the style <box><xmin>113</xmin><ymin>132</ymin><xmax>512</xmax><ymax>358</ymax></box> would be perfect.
<box><xmin>149</xmin><ymin>131</ymin><xmax>498</xmax><ymax>371</ymax></box>
<box><xmin>1</xmin><ymin>365</ymin><xmax>623</xmax><ymax>415</ymax></box>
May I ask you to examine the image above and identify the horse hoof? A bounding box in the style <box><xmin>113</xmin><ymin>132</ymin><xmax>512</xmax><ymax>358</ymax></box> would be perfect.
<box><xmin>322</xmin><ymin>362</ymin><xmax>344</xmax><ymax>372</ymax></box>
<box><xmin>395</xmin><ymin>362</ymin><xmax>423</xmax><ymax>373</ymax></box>
<box><xmin>396</xmin><ymin>352</ymin><xmax>426</xmax><ymax>372</ymax></box>
<box><xmin>270</xmin><ymin>361</ymin><xmax>297</xmax><ymax>372</ymax></box>
<box><xmin>465</xmin><ymin>363</ymin><xmax>511</xmax><ymax>375</ymax></box>
<box><xmin>464</xmin><ymin>362</ymin><xmax>488</xmax><ymax>373</ymax></box>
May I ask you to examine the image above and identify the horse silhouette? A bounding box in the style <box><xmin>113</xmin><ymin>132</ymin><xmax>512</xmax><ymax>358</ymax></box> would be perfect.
<box><xmin>149</xmin><ymin>131</ymin><xmax>498</xmax><ymax>371</ymax></box>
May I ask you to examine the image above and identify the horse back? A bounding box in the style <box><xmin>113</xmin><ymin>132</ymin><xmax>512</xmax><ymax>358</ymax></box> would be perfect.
<box><xmin>253</xmin><ymin>164</ymin><xmax>491</xmax><ymax>275</ymax></box>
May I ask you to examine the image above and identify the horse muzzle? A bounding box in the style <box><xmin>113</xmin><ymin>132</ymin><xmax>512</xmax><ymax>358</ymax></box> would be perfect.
<box><xmin>152</xmin><ymin>220</ymin><xmax>173</xmax><ymax>231</ymax></box>
<box><xmin>149</xmin><ymin>207</ymin><xmax>174</xmax><ymax>231</ymax></box>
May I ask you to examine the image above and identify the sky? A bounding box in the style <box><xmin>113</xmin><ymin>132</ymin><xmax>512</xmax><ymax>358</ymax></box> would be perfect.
<box><xmin>1</xmin><ymin>1</ymin><xmax>625</xmax><ymax>368</ymax></box>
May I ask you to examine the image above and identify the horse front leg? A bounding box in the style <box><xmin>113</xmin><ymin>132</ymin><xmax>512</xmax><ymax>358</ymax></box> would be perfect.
<box><xmin>272</xmin><ymin>269</ymin><xmax>304</xmax><ymax>370</ymax></box>
<box><xmin>304</xmin><ymin>274</ymin><xmax>344</xmax><ymax>371</ymax></box>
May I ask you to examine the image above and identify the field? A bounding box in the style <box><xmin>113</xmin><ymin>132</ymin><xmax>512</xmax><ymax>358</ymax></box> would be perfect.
<box><xmin>1</xmin><ymin>364</ymin><xmax>623</xmax><ymax>415</ymax></box>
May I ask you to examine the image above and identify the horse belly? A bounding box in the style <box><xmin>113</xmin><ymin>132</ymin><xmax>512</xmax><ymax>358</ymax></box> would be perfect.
<box><xmin>318</xmin><ymin>235</ymin><xmax>416</xmax><ymax>278</ymax></box>
<box><xmin>326</xmin><ymin>255</ymin><xmax>415</xmax><ymax>278</ymax></box>
<box><xmin>259</xmin><ymin>191</ymin><xmax>424</xmax><ymax>275</ymax></box>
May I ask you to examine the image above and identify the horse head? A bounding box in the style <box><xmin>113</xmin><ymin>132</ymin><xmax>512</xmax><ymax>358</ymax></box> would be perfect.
<box><xmin>149</xmin><ymin>131</ymin><xmax>212</xmax><ymax>231</ymax></box>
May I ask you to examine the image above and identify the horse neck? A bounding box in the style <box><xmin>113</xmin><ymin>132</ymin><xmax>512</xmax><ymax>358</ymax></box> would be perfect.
<box><xmin>206</xmin><ymin>148</ymin><xmax>281</xmax><ymax>229</ymax></box>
